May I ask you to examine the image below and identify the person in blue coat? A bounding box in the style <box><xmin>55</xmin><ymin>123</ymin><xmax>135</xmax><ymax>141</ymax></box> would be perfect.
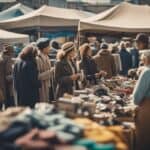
<box><xmin>119</xmin><ymin>42</ymin><xmax>132</xmax><ymax>76</ymax></box>
<box><xmin>13</xmin><ymin>45</ymin><xmax>41</xmax><ymax>107</ymax></box>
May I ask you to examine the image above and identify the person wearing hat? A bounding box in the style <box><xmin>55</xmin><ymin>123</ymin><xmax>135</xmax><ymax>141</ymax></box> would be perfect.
<box><xmin>93</xmin><ymin>43</ymin><xmax>116</xmax><ymax>78</ymax></box>
<box><xmin>78</xmin><ymin>43</ymin><xmax>106</xmax><ymax>87</ymax></box>
<box><xmin>119</xmin><ymin>41</ymin><xmax>132</xmax><ymax>76</ymax></box>
<box><xmin>55</xmin><ymin>42</ymin><xmax>80</xmax><ymax>99</ymax></box>
<box><xmin>0</xmin><ymin>44</ymin><xmax>15</xmax><ymax>108</ymax></box>
<box><xmin>36</xmin><ymin>38</ymin><xmax>52</xmax><ymax>102</ymax></box>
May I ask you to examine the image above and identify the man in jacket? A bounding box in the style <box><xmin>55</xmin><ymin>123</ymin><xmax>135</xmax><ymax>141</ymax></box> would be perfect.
<box><xmin>93</xmin><ymin>43</ymin><xmax>116</xmax><ymax>78</ymax></box>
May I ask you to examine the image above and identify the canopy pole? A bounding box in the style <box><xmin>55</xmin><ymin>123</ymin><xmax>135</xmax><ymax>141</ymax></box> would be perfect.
<box><xmin>77</xmin><ymin>21</ymin><xmax>81</xmax><ymax>60</ymax></box>
<box><xmin>38</xmin><ymin>31</ymin><xmax>41</xmax><ymax>39</ymax></box>
<box><xmin>77</xmin><ymin>21</ymin><xmax>81</xmax><ymax>49</ymax></box>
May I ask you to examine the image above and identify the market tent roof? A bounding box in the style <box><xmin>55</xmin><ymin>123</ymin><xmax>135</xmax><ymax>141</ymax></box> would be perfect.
<box><xmin>0</xmin><ymin>5</ymin><xmax>94</xmax><ymax>29</ymax></box>
<box><xmin>80</xmin><ymin>2</ymin><xmax>150</xmax><ymax>33</ymax></box>
<box><xmin>0</xmin><ymin>0</ymin><xmax>16</xmax><ymax>3</ymax></box>
<box><xmin>0</xmin><ymin>3</ymin><xmax>33</xmax><ymax>21</ymax></box>
<box><xmin>67</xmin><ymin>0</ymin><xmax>116</xmax><ymax>5</ymax></box>
<box><xmin>0</xmin><ymin>29</ymin><xmax>29</xmax><ymax>43</ymax></box>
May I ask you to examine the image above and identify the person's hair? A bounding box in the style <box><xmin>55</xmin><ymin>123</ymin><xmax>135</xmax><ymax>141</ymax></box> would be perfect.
<box><xmin>142</xmin><ymin>52</ymin><xmax>150</xmax><ymax>64</ymax></box>
<box><xmin>3</xmin><ymin>45</ymin><xmax>14</xmax><ymax>55</ymax></box>
<box><xmin>136</xmin><ymin>33</ymin><xmax>149</xmax><ymax>49</ymax></box>
<box><xmin>19</xmin><ymin>45</ymin><xmax>37</xmax><ymax>60</ymax></box>
<box><xmin>139</xmin><ymin>41</ymin><xmax>149</xmax><ymax>49</ymax></box>
<box><xmin>79</xmin><ymin>43</ymin><xmax>90</xmax><ymax>58</ymax></box>
<box><xmin>56</xmin><ymin>50</ymin><xmax>65</xmax><ymax>61</ymax></box>
<box><xmin>119</xmin><ymin>41</ymin><xmax>126</xmax><ymax>50</ymax></box>
<box><xmin>36</xmin><ymin>39</ymin><xmax>50</xmax><ymax>51</ymax></box>
<box><xmin>111</xmin><ymin>45</ymin><xmax>119</xmax><ymax>54</ymax></box>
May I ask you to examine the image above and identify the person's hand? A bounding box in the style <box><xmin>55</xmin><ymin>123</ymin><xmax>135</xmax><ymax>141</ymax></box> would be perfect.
<box><xmin>70</xmin><ymin>74</ymin><xmax>80</xmax><ymax>81</ymax></box>
<box><xmin>15</xmin><ymin>129</ymin><xmax>50</xmax><ymax>150</ymax></box>
<box><xmin>99</xmin><ymin>71</ymin><xmax>107</xmax><ymax>77</ymax></box>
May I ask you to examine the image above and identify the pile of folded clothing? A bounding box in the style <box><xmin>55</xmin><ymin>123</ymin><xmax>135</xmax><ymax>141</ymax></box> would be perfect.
<box><xmin>74</xmin><ymin>118</ymin><xmax>128</xmax><ymax>150</ymax></box>
<box><xmin>0</xmin><ymin>103</ymin><xmax>128</xmax><ymax>150</ymax></box>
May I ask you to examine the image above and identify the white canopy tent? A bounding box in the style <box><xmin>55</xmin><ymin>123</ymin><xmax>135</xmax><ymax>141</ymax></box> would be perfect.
<box><xmin>0</xmin><ymin>3</ymin><xmax>33</xmax><ymax>21</ymax></box>
<box><xmin>0</xmin><ymin>5</ymin><xmax>94</xmax><ymax>29</ymax></box>
<box><xmin>80</xmin><ymin>2</ymin><xmax>150</xmax><ymax>33</ymax></box>
<box><xmin>0</xmin><ymin>29</ymin><xmax>29</xmax><ymax>44</ymax></box>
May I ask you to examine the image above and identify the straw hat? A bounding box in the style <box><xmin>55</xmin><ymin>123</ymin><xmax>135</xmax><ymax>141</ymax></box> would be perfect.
<box><xmin>62</xmin><ymin>42</ymin><xmax>75</xmax><ymax>56</ymax></box>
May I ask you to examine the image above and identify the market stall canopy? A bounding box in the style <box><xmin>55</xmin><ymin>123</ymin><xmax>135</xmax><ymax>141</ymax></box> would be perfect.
<box><xmin>0</xmin><ymin>3</ymin><xmax>33</xmax><ymax>21</ymax></box>
<box><xmin>80</xmin><ymin>2</ymin><xmax>150</xmax><ymax>33</ymax></box>
<box><xmin>0</xmin><ymin>29</ymin><xmax>29</xmax><ymax>43</ymax></box>
<box><xmin>0</xmin><ymin>5</ymin><xmax>94</xmax><ymax>29</ymax></box>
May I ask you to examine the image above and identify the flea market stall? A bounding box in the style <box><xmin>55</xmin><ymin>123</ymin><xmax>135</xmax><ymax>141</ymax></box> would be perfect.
<box><xmin>0</xmin><ymin>76</ymin><xmax>136</xmax><ymax>150</ymax></box>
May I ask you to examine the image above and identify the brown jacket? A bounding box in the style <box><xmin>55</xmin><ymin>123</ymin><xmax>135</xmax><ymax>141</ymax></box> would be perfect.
<box><xmin>135</xmin><ymin>99</ymin><xmax>150</xmax><ymax>150</ymax></box>
<box><xmin>36</xmin><ymin>52</ymin><xmax>52</xmax><ymax>102</ymax></box>
<box><xmin>93</xmin><ymin>50</ymin><xmax>116</xmax><ymax>78</ymax></box>
<box><xmin>55</xmin><ymin>58</ymin><xmax>79</xmax><ymax>99</ymax></box>
<box><xmin>0</xmin><ymin>53</ymin><xmax>14</xmax><ymax>102</ymax></box>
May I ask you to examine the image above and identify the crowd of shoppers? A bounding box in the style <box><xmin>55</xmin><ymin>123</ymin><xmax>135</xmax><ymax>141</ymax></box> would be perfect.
<box><xmin>0</xmin><ymin>33</ymin><xmax>146</xmax><ymax>109</ymax></box>
<box><xmin>1</xmin><ymin>33</ymin><xmax>150</xmax><ymax>149</ymax></box>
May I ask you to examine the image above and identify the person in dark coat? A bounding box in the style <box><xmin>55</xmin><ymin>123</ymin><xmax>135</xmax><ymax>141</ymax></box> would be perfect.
<box><xmin>119</xmin><ymin>42</ymin><xmax>132</xmax><ymax>76</ymax></box>
<box><xmin>55</xmin><ymin>42</ymin><xmax>80</xmax><ymax>99</ymax></box>
<box><xmin>13</xmin><ymin>45</ymin><xmax>41</xmax><ymax>107</ymax></box>
<box><xmin>130</xmin><ymin>47</ymin><xmax>139</xmax><ymax>68</ymax></box>
<box><xmin>78</xmin><ymin>43</ymin><xmax>106</xmax><ymax>86</ymax></box>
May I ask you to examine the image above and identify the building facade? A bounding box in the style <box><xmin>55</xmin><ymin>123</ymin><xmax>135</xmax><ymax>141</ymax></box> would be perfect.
<box><xmin>17</xmin><ymin>0</ymin><xmax>48</xmax><ymax>9</ymax></box>
<box><xmin>67</xmin><ymin>0</ymin><xmax>140</xmax><ymax>13</ymax></box>
<box><xmin>139</xmin><ymin>0</ymin><xmax>150</xmax><ymax>4</ymax></box>
<box><xmin>16</xmin><ymin>0</ymin><xmax>67</xmax><ymax>9</ymax></box>
<box><xmin>1</xmin><ymin>0</ymin><xmax>149</xmax><ymax>12</ymax></box>
<box><xmin>48</xmin><ymin>0</ymin><xmax>67</xmax><ymax>8</ymax></box>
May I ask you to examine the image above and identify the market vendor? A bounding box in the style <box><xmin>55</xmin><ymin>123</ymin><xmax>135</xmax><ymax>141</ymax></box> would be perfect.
<box><xmin>133</xmin><ymin>48</ymin><xmax>150</xmax><ymax>149</ymax></box>
<box><xmin>78</xmin><ymin>43</ymin><xmax>106</xmax><ymax>86</ymax></box>
<box><xmin>55</xmin><ymin>42</ymin><xmax>80</xmax><ymax>99</ymax></box>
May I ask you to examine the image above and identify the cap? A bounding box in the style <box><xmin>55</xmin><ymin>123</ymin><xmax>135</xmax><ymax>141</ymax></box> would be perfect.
<box><xmin>36</xmin><ymin>38</ymin><xmax>50</xmax><ymax>50</ymax></box>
